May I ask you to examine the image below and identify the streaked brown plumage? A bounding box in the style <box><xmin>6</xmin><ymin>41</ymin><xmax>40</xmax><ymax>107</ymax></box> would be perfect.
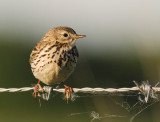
<box><xmin>30</xmin><ymin>26</ymin><xmax>85</xmax><ymax>98</ymax></box>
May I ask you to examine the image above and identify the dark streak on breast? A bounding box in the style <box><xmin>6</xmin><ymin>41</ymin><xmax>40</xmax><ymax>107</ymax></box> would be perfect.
<box><xmin>45</xmin><ymin>44</ymin><xmax>57</xmax><ymax>52</ymax></box>
<box><xmin>51</xmin><ymin>54</ymin><xmax>55</xmax><ymax>59</ymax></box>
<box><xmin>31</xmin><ymin>53</ymin><xmax>36</xmax><ymax>57</ymax></box>
<box><xmin>33</xmin><ymin>47</ymin><xmax>37</xmax><ymax>51</ymax></box>
<box><xmin>38</xmin><ymin>43</ymin><xmax>48</xmax><ymax>55</ymax></box>
<box><xmin>58</xmin><ymin>57</ymin><xmax>63</xmax><ymax>67</ymax></box>
<box><xmin>40</xmin><ymin>54</ymin><xmax>46</xmax><ymax>58</ymax></box>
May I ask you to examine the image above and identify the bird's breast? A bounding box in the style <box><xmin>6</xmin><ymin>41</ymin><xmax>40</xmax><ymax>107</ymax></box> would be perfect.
<box><xmin>30</xmin><ymin>44</ymin><xmax>78</xmax><ymax>85</ymax></box>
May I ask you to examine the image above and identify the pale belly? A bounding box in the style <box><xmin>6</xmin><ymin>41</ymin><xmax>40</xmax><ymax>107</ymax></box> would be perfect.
<box><xmin>31</xmin><ymin>45</ymin><xmax>78</xmax><ymax>85</ymax></box>
<box><xmin>33</xmin><ymin>60</ymin><xmax>76</xmax><ymax>85</ymax></box>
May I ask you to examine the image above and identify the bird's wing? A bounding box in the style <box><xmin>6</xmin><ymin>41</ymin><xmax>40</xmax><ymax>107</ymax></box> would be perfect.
<box><xmin>29</xmin><ymin>40</ymin><xmax>49</xmax><ymax>64</ymax></box>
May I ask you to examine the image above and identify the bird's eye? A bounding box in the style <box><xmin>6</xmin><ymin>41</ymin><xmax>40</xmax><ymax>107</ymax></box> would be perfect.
<box><xmin>63</xmin><ymin>33</ymin><xmax>68</xmax><ymax>37</ymax></box>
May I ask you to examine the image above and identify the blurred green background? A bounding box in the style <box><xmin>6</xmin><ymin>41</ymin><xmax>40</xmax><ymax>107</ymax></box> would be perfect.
<box><xmin>1</xmin><ymin>0</ymin><xmax>160</xmax><ymax>122</ymax></box>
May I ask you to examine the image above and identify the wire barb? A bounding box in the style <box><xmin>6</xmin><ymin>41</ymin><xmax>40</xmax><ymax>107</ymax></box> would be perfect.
<box><xmin>134</xmin><ymin>81</ymin><xmax>159</xmax><ymax>103</ymax></box>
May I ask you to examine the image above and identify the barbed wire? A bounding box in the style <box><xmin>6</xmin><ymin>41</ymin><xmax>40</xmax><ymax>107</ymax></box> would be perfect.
<box><xmin>0</xmin><ymin>87</ymin><xmax>34</xmax><ymax>92</ymax></box>
<box><xmin>0</xmin><ymin>81</ymin><xmax>160</xmax><ymax>103</ymax></box>
<box><xmin>1</xmin><ymin>81</ymin><xmax>159</xmax><ymax>122</ymax></box>
<box><xmin>0</xmin><ymin>86</ymin><xmax>139</xmax><ymax>93</ymax></box>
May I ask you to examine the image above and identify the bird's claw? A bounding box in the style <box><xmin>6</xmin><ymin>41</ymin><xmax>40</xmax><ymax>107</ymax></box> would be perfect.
<box><xmin>33</xmin><ymin>80</ymin><xmax>44</xmax><ymax>98</ymax></box>
<box><xmin>64</xmin><ymin>85</ymin><xmax>73</xmax><ymax>103</ymax></box>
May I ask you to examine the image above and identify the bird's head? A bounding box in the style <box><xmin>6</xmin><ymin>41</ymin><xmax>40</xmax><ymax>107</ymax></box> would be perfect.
<box><xmin>45</xmin><ymin>26</ymin><xmax>85</xmax><ymax>45</ymax></box>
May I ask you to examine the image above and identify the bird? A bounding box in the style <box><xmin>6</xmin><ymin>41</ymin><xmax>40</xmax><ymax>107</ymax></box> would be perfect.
<box><xmin>30</xmin><ymin>26</ymin><xmax>85</xmax><ymax>100</ymax></box>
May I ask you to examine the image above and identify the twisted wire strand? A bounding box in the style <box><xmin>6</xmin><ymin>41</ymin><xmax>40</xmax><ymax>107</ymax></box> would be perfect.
<box><xmin>0</xmin><ymin>81</ymin><xmax>159</xmax><ymax>103</ymax></box>
<box><xmin>0</xmin><ymin>87</ymin><xmax>34</xmax><ymax>92</ymax></box>
<box><xmin>0</xmin><ymin>86</ymin><xmax>159</xmax><ymax>93</ymax></box>
<box><xmin>0</xmin><ymin>87</ymin><xmax>143</xmax><ymax>93</ymax></box>
<box><xmin>52</xmin><ymin>87</ymin><xmax>139</xmax><ymax>93</ymax></box>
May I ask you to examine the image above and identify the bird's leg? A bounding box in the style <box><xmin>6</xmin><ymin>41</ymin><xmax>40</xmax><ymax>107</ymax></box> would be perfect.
<box><xmin>64</xmin><ymin>85</ymin><xmax>73</xmax><ymax>102</ymax></box>
<box><xmin>33</xmin><ymin>80</ymin><xmax>44</xmax><ymax>97</ymax></box>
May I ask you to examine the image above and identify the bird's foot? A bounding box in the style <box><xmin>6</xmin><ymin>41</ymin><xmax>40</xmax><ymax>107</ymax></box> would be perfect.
<box><xmin>33</xmin><ymin>80</ymin><xmax>44</xmax><ymax>98</ymax></box>
<box><xmin>64</xmin><ymin>85</ymin><xmax>73</xmax><ymax>103</ymax></box>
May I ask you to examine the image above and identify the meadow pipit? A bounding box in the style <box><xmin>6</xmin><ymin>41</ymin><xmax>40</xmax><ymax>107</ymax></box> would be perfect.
<box><xmin>30</xmin><ymin>26</ymin><xmax>85</xmax><ymax>100</ymax></box>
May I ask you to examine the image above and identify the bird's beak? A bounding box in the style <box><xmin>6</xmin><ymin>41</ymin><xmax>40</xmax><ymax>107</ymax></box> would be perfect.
<box><xmin>74</xmin><ymin>35</ymin><xmax>86</xmax><ymax>39</ymax></box>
